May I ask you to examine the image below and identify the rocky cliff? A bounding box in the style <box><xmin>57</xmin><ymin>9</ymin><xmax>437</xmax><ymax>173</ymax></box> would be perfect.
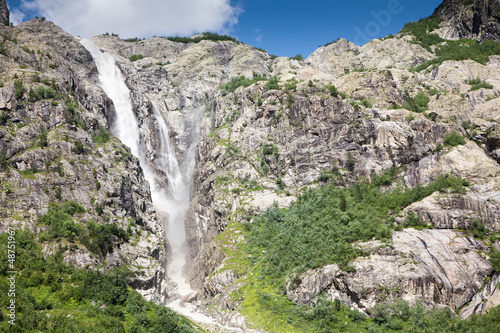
<box><xmin>435</xmin><ymin>0</ymin><xmax>500</xmax><ymax>40</ymax></box>
<box><xmin>0</xmin><ymin>0</ymin><xmax>8</xmax><ymax>26</ymax></box>
<box><xmin>3</xmin><ymin>0</ymin><xmax>500</xmax><ymax>331</ymax></box>
<box><xmin>78</xmin><ymin>13</ymin><xmax>500</xmax><ymax>328</ymax></box>
<box><xmin>0</xmin><ymin>19</ymin><xmax>168</xmax><ymax>303</ymax></box>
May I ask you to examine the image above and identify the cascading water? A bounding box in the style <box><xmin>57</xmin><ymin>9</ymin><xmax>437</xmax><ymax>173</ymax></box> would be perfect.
<box><xmin>80</xmin><ymin>39</ymin><xmax>193</xmax><ymax>298</ymax></box>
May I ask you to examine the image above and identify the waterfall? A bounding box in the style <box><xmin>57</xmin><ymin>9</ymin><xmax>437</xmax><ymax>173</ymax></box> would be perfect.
<box><xmin>80</xmin><ymin>39</ymin><xmax>193</xmax><ymax>298</ymax></box>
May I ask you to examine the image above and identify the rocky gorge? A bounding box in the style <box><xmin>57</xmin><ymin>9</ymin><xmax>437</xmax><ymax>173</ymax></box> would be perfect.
<box><xmin>2</xmin><ymin>0</ymin><xmax>500</xmax><ymax>331</ymax></box>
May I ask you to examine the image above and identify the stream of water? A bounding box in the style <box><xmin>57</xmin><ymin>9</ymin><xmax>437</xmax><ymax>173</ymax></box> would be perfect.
<box><xmin>80</xmin><ymin>40</ymin><xmax>248</xmax><ymax>331</ymax></box>
<box><xmin>80</xmin><ymin>39</ymin><xmax>193</xmax><ymax>296</ymax></box>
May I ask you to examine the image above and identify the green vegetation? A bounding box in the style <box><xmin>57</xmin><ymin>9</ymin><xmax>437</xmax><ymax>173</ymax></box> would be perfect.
<box><xmin>400</xmin><ymin>15</ymin><xmax>500</xmax><ymax>71</ymax></box>
<box><xmin>246</xmin><ymin>173</ymin><xmax>469</xmax><ymax>284</ymax></box>
<box><xmin>399</xmin><ymin>91</ymin><xmax>429</xmax><ymax>113</ymax></box>
<box><xmin>264</xmin><ymin>76</ymin><xmax>280</xmax><ymax>90</ymax></box>
<box><xmin>129</xmin><ymin>54</ymin><xmax>144</xmax><ymax>62</ymax></box>
<box><xmin>415</xmin><ymin>39</ymin><xmax>500</xmax><ymax>71</ymax></box>
<box><xmin>0</xmin><ymin>230</ymin><xmax>198</xmax><ymax>332</ymax></box>
<box><xmin>64</xmin><ymin>99</ymin><xmax>86</xmax><ymax>129</ymax></box>
<box><xmin>14</xmin><ymin>80</ymin><xmax>25</xmax><ymax>100</ymax></box>
<box><xmin>92</xmin><ymin>127</ymin><xmax>111</xmax><ymax>144</ymax></box>
<box><xmin>210</xmin><ymin>170</ymin><xmax>500</xmax><ymax>332</ymax></box>
<box><xmin>166</xmin><ymin>32</ymin><xmax>238</xmax><ymax>44</ymax></box>
<box><xmin>79</xmin><ymin>220</ymin><xmax>131</xmax><ymax>256</ymax></box>
<box><xmin>37</xmin><ymin>201</ymin><xmax>133</xmax><ymax>257</ymax></box>
<box><xmin>290</xmin><ymin>54</ymin><xmax>303</xmax><ymax>61</ymax></box>
<box><xmin>259</xmin><ymin>143</ymin><xmax>279</xmax><ymax>175</ymax></box>
<box><xmin>443</xmin><ymin>130</ymin><xmax>466</xmax><ymax>147</ymax></box>
<box><xmin>219</xmin><ymin>74</ymin><xmax>267</xmax><ymax>95</ymax></box>
<box><xmin>283</xmin><ymin>78</ymin><xmax>299</xmax><ymax>92</ymax></box>
<box><xmin>491</xmin><ymin>249</ymin><xmax>500</xmax><ymax>272</ymax></box>
<box><xmin>35</xmin><ymin>129</ymin><xmax>48</xmax><ymax>148</ymax></box>
<box><xmin>123</xmin><ymin>37</ymin><xmax>143</xmax><ymax>42</ymax></box>
<box><xmin>0</xmin><ymin>41</ymin><xmax>7</xmax><ymax>55</ymax></box>
<box><xmin>402</xmin><ymin>211</ymin><xmax>430</xmax><ymax>229</ymax></box>
<box><xmin>28</xmin><ymin>86</ymin><xmax>58</xmax><ymax>102</ymax></box>
<box><xmin>38</xmin><ymin>201</ymin><xmax>85</xmax><ymax>241</ymax></box>
<box><xmin>466</xmin><ymin>78</ymin><xmax>493</xmax><ymax>91</ymax></box>
<box><xmin>469</xmin><ymin>220</ymin><xmax>488</xmax><ymax>240</ymax></box>
<box><xmin>71</xmin><ymin>140</ymin><xmax>86</xmax><ymax>155</ymax></box>
<box><xmin>400</xmin><ymin>15</ymin><xmax>443</xmax><ymax>51</ymax></box>
<box><xmin>0</xmin><ymin>110</ymin><xmax>8</xmax><ymax>125</ymax></box>
<box><xmin>361</xmin><ymin>99</ymin><xmax>373</xmax><ymax>108</ymax></box>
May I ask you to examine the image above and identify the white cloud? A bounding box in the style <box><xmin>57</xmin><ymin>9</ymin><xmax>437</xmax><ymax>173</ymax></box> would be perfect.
<box><xmin>21</xmin><ymin>0</ymin><xmax>241</xmax><ymax>38</ymax></box>
<box><xmin>9</xmin><ymin>8</ymin><xmax>26</xmax><ymax>26</ymax></box>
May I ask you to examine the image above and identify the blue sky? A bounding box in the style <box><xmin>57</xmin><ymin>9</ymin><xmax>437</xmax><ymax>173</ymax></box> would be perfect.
<box><xmin>7</xmin><ymin>0</ymin><xmax>442</xmax><ymax>57</ymax></box>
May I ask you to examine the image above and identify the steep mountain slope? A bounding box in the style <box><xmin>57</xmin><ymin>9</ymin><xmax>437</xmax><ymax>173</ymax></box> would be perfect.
<box><xmin>3</xmin><ymin>0</ymin><xmax>500</xmax><ymax>332</ymax></box>
<box><xmin>0</xmin><ymin>18</ymin><xmax>169</xmax><ymax>301</ymax></box>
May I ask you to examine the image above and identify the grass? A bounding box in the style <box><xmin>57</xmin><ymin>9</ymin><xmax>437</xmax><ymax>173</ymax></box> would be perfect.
<box><xmin>0</xmin><ymin>230</ymin><xmax>200</xmax><ymax>332</ymax></box>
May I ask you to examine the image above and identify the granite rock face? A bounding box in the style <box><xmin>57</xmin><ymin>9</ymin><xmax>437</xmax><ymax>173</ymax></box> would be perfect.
<box><xmin>286</xmin><ymin>229</ymin><xmax>492</xmax><ymax>315</ymax></box>
<box><xmin>0</xmin><ymin>0</ymin><xmax>9</xmax><ymax>26</ymax></box>
<box><xmin>435</xmin><ymin>0</ymin><xmax>500</xmax><ymax>41</ymax></box>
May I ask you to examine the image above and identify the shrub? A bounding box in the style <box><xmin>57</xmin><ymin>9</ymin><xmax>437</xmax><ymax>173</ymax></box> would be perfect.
<box><xmin>361</xmin><ymin>99</ymin><xmax>372</xmax><ymax>108</ymax></box>
<box><xmin>264</xmin><ymin>76</ymin><xmax>280</xmax><ymax>90</ymax></box>
<box><xmin>0</xmin><ymin>110</ymin><xmax>7</xmax><ymax>124</ymax></box>
<box><xmin>283</xmin><ymin>78</ymin><xmax>299</xmax><ymax>92</ymax></box>
<box><xmin>470</xmin><ymin>220</ymin><xmax>487</xmax><ymax>239</ymax></box>
<box><xmin>219</xmin><ymin>74</ymin><xmax>267</xmax><ymax>95</ymax></box>
<box><xmin>28</xmin><ymin>86</ymin><xmax>57</xmax><ymax>102</ymax></box>
<box><xmin>491</xmin><ymin>250</ymin><xmax>500</xmax><ymax>272</ymax></box>
<box><xmin>72</xmin><ymin>140</ymin><xmax>86</xmax><ymax>154</ymax></box>
<box><xmin>129</xmin><ymin>54</ymin><xmax>144</xmax><ymax>62</ymax></box>
<box><xmin>402</xmin><ymin>91</ymin><xmax>429</xmax><ymax>113</ymax></box>
<box><xmin>79</xmin><ymin>220</ymin><xmax>131</xmax><ymax>256</ymax></box>
<box><xmin>167</xmin><ymin>32</ymin><xmax>238</xmax><ymax>44</ymax></box>
<box><xmin>443</xmin><ymin>130</ymin><xmax>466</xmax><ymax>147</ymax></box>
<box><xmin>38</xmin><ymin>202</ymin><xmax>85</xmax><ymax>241</ymax></box>
<box><xmin>14</xmin><ymin>80</ymin><xmax>25</xmax><ymax>99</ymax></box>
<box><xmin>400</xmin><ymin>15</ymin><xmax>443</xmax><ymax>51</ymax></box>
<box><xmin>290</xmin><ymin>54</ymin><xmax>304</xmax><ymax>61</ymax></box>
<box><xmin>415</xmin><ymin>39</ymin><xmax>500</xmax><ymax>71</ymax></box>
<box><xmin>324</xmin><ymin>83</ymin><xmax>339</xmax><ymax>97</ymax></box>
<box><xmin>36</xmin><ymin>129</ymin><xmax>48</xmax><ymax>147</ymax></box>
<box><xmin>247</xmin><ymin>169</ymin><xmax>469</xmax><ymax>284</ymax></box>
<box><xmin>93</xmin><ymin>127</ymin><xmax>111</xmax><ymax>144</ymax></box>
<box><xmin>466</xmin><ymin>78</ymin><xmax>493</xmax><ymax>91</ymax></box>
<box><xmin>402</xmin><ymin>211</ymin><xmax>430</xmax><ymax>229</ymax></box>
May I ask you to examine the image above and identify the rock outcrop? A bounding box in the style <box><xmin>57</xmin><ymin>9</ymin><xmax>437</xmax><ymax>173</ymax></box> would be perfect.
<box><xmin>435</xmin><ymin>0</ymin><xmax>500</xmax><ymax>41</ymax></box>
<box><xmin>287</xmin><ymin>229</ymin><xmax>492</xmax><ymax>315</ymax></box>
<box><xmin>0</xmin><ymin>0</ymin><xmax>8</xmax><ymax>26</ymax></box>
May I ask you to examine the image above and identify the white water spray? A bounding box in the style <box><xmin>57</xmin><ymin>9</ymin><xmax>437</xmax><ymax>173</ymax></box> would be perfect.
<box><xmin>80</xmin><ymin>39</ymin><xmax>192</xmax><ymax>297</ymax></box>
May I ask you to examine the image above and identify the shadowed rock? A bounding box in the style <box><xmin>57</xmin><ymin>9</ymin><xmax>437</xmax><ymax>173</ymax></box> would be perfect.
<box><xmin>0</xmin><ymin>0</ymin><xmax>9</xmax><ymax>26</ymax></box>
